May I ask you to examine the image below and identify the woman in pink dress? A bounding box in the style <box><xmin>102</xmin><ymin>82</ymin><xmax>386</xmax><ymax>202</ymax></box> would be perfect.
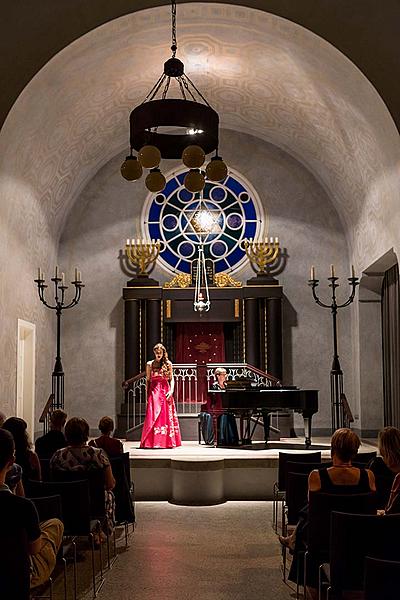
<box><xmin>140</xmin><ymin>343</ymin><xmax>182</xmax><ymax>449</ymax></box>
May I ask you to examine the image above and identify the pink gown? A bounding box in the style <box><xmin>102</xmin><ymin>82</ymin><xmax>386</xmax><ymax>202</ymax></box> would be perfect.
<box><xmin>140</xmin><ymin>368</ymin><xmax>182</xmax><ymax>449</ymax></box>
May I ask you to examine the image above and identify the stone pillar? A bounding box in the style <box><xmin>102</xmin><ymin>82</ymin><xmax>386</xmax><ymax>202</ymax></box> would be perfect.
<box><xmin>245</xmin><ymin>298</ymin><xmax>260</xmax><ymax>368</ymax></box>
<box><xmin>266</xmin><ymin>297</ymin><xmax>282</xmax><ymax>380</ymax></box>
<box><xmin>124</xmin><ymin>299</ymin><xmax>140</xmax><ymax>380</ymax></box>
<box><xmin>146</xmin><ymin>299</ymin><xmax>162</xmax><ymax>359</ymax></box>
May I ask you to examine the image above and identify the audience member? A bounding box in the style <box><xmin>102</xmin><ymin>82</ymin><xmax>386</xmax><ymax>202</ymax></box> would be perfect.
<box><xmin>279</xmin><ymin>428</ymin><xmax>375</xmax><ymax>598</ymax></box>
<box><xmin>5</xmin><ymin>462</ymin><xmax>25</xmax><ymax>496</ymax></box>
<box><xmin>2</xmin><ymin>417</ymin><xmax>41</xmax><ymax>483</ymax></box>
<box><xmin>0</xmin><ymin>428</ymin><xmax>63</xmax><ymax>589</ymax></box>
<box><xmin>377</xmin><ymin>426</ymin><xmax>400</xmax><ymax>514</ymax></box>
<box><xmin>89</xmin><ymin>416</ymin><xmax>123</xmax><ymax>457</ymax></box>
<box><xmin>50</xmin><ymin>417</ymin><xmax>115</xmax><ymax>540</ymax></box>
<box><xmin>35</xmin><ymin>409</ymin><xmax>67</xmax><ymax>459</ymax></box>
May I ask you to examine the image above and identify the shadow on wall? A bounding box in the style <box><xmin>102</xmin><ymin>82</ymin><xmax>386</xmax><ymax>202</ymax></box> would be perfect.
<box><xmin>110</xmin><ymin>297</ymin><xmax>124</xmax><ymax>417</ymax></box>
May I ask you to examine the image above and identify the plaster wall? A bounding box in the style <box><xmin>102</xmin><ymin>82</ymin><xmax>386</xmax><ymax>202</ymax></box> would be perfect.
<box><xmin>59</xmin><ymin>129</ymin><xmax>353</xmax><ymax>432</ymax></box>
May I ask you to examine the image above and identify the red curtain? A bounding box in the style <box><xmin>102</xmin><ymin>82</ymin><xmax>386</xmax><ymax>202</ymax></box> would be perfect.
<box><xmin>175</xmin><ymin>323</ymin><xmax>225</xmax><ymax>404</ymax></box>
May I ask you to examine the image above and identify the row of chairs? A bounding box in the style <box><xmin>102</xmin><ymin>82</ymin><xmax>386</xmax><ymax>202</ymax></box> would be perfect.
<box><xmin>273</xmin><ymin>450</ymin><xmax>377</xmax><ymax>532</ymax></box>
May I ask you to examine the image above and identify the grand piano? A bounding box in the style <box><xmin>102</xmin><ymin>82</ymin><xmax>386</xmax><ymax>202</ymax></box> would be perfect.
<box><xmin>207</xmin><ymin>364</ymin><xmax>318</xmax><ymax>448</ymax></box>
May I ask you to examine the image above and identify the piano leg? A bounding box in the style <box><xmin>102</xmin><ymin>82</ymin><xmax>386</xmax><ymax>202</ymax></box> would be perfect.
<box><xmin>211</xmin><ymin>411</ymin><xmax>219</xmax><ymax>448</ymax></box>
<box><xmin>303</xmin><ymin>416</ymin><xmax>312</xmax><ymax>448</ymax></box>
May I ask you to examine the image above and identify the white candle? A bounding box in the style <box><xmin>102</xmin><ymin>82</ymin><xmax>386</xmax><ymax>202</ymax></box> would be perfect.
<box><xmin>61</xmin><ymin>272</ymin><xmax>65</xmax><ymax>286</ymax></box>
<box><xmin>55</xmin><ymin>265</ymin><xmax>59</xmax><ymax>279</ymax></box>
<box><xmin>126</xmin><ymin>239</ymin><xmax>130</xmax><ymax>246</ymax></box>
<box><xmin>330</xmin><ymin>264</ymin><xmax>335</xmax><ymax>278</ymax></box>
<box><xmin>275</xmin><ymin>237</ymin><xmax>279</xmax><ymax>244</ymax></box>
<box><xmin>310</xmin><ymin>265</ymin><xmax>315</xmax><ymax>280</ymax></box>
<box><xmin>270</xmin><ymin>237</ymin><xmax>274</xmax><ymax>244</ymax></box>
<box><xmin>351</xmin><ymin>264</ymin><xmax>355</xmax><ymax>278</ymax></box>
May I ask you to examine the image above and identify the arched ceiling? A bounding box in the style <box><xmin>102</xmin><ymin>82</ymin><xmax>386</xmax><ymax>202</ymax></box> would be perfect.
<box><xmin>0</xmin><ymin>3</ymin><xmax>399</xmax><ymax>257</ymax></box>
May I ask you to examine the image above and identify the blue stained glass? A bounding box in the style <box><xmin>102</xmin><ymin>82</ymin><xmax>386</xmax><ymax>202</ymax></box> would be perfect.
<box><xmin>243</xmin><ymin>202</ymin><xmax>256</xmax><ymax>220</ymax></box>
<box><xmin>244</xmin><ymin>222</ymin><xmax>257</xmax><ymax>238</ymax></box>
<box><xmin>149</xmin><ymin>223</ymin><xmax>161</xmax><ymax>239</ymax></box>
<box><xmin>211</xmin><ymin>241</ymin><xmax>226</xmax><ymax>256</ymax></box>
<box><xmin>145</xmin><ymin>168</ymin><xmax>262</xmax><ymax>275</ymax></box>
<box><xmin>177</xmin><ymin>260</ymin><xmax>190</xmax><ymax>274</ymax></box>
<box><xmin>149</xmin><ymin>202</ymin><xmax>161</xmax><ymax>222</ymax></box>
<box><xmin>163</xmin><ymin>177</ymin><xmax>179</xmax><ymax>197</ymax></box>
<box><xmin>226</xmin><ymin>247</ymin><xmax>245</xmax><ymax>266</ymax></box>
<box><xmin>161</xmin><ymin>248</ymin><xmax>179</xmax><ymax>267</ymax></box>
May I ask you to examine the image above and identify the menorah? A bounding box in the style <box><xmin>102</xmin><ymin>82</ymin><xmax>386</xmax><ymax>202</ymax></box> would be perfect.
<box><xmin>125</xmin><ymin>238</ymin><xmax>162</xmax><ymax>286</ymax></box>
<box><xmin>243</xmin><ymin>237</ymin><xmax>280</xmax><ymax>284</ymax></box>
<box><xmin>308</xmin><ymin>264</ymin><xmax>359</xmax><ymax>432</ymax></box>
<box><xmin>34</xmin><ymin>266</ymin><xmax>84</xmax><ymax>409</ymax></box>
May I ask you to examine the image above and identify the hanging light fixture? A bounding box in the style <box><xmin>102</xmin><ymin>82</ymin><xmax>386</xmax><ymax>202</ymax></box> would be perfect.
<box><xmin>194</xmin><ymin>243</ymin><xmax>210</xmax><ymax>313</ymax></box>
<box><xmin>121</xmin><ymin>0</ymin><xmax>228</xmax><ymax>192</ymax></box>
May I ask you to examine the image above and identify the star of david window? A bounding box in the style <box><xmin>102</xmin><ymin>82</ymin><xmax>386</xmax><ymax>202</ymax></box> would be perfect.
<box><xmin>142</xmin><ymin>168</ymin><xmax>263</xmax><ymax>275</ymax></box>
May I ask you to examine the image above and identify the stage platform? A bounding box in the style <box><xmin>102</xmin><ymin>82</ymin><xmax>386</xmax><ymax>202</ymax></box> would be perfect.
<box><xmin>123</xmin><ymin>438</ymin><xmax>378</xmax><ymax>504</ymax></box>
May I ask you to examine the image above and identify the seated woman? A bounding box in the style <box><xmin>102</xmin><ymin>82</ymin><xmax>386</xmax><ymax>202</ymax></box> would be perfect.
<box><xmin>2</xmin><ymin>417</ymin><xmax>41</xmax><ymax>483</ymax></box>
<box><xmin>89</xmin><ymin>416</ymin><xmax>123</xmax><ymax>458</ymax></box>
<box><xmin>200</xmin><ymin>367</ymin><xmax>239</xmax><ymax>446</ymax></box>
<box><xmin>279</xmin><ymin>428</ymin><xmax>376</xmax><ymax>598</ymax></box>
<box><xmin>376</xmin><ymin>426</ymin><xmax>400</xmax><ymax>514</ymax></box>
<box><xmin>50</xmin><ymin>417</ymin><xmax>116</xmax><ymax>539</ymax></box>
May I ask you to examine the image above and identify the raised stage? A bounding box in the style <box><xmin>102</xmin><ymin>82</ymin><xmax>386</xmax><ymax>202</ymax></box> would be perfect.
<box><xmin>124</xmin><ymin>438</ymin><xmax>378</xmax><ymax>504</ymax></box>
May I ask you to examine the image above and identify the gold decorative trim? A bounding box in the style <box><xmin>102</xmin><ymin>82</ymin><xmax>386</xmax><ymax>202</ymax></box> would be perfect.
<box><xmin>165</xmin><ymin>299</ymin><xmax>172</xmax><ymax>319</ymax></box>
<box><xmin>234</xmin><ymin>298</ymin><xmax>240</xmax><ymax>318</ymax></box>
<box><xmin>214</xmin><ymin>273</ymin><xmax>242</xmax><ymax>287</ymax></box>
<box><xmin>164</xmin><ymin>274</ymin><xmax>191</xmax><ymax>288</ymax></box>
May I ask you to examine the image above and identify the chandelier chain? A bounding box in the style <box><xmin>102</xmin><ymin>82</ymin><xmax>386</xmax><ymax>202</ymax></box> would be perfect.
<box><xmin>171</xmin><ymin>0</ymin><xmax>177</xmax><ymax>56</ymax></box>
<box><xmin>145</xmin><ymin>73</ymin><xmax>167</xmax><ymax>103</ymax></box>
<box><xmin>184</xmin><ymin>74</ymin><xmax>211</xmax><ymax>107</ymax></box>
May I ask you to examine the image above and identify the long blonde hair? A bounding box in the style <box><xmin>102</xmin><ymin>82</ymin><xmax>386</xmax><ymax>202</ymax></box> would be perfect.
<box><xmin>153</xmin><ymin>343</ymin><xmax>169</xmax><ymax>376</ymax></box>
<box><xmin>379</xmin><ymin>427</ymin><xmax>400</xmax><ymax>470</ymax></box>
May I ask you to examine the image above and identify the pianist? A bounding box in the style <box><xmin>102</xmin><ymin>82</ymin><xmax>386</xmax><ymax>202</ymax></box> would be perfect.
<box><xmin>200</xmin><ymin>367</ymin><xmax>239</xmax><ymax>445</ymax></box>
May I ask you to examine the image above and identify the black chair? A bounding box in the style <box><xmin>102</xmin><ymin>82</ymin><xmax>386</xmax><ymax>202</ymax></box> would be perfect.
<box><xmin>0</xmin><ymin>528</ymin><xmax>31</xmax><ymax>600</ymax></box>
<box><xmin>39</xmin><ymin>458</ymin><xmax>52</xmax><ymax>482</ymax></box>
<box><xmin>26</xmin><ymin>478</ymin><xmax>104</xmax><ymax>599</ymax></box>
<box><xmin>109</xmin><ymin>454</ymin><xmax>135</xmax><ymax>546</ymax></box>
<box><xmin>29</xmin><ymin>495</ymin><xmax>68</xmax><ymax>600</ymax></box>
<box><xmin>273</xmin><ymin>451</ymin><xmax>321</xmax><ymax>531</ymax></box>
<box><xmin>364</xmin><ymin>556</ymin><xmax>400</xmax><ymax>600</ymax></box>
<box><xmin>281</xmin><ymin>472</ymin><xmax>309</xmax><ymax>582</ymax></box>
<box><xmin>354</xmin><ymin>451</ymin><xmax>377</xmax><ymax>464</ymax></box>
<box><xmin>302</xmin><ymin>492</ymin><xmax>377</xmax><ymax>597</ymax></box>
<box><xmin>319</xmin><ymin>512</ymin><xmax>400</xmax><ymax>599</ymax></box>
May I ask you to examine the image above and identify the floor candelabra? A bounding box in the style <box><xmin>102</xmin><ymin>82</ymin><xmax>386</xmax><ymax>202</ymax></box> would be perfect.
<box><xmin>34</xmin><ymin>266</ymin><xmax>84</xmax><ymax>409</ymax></box>
<box><xmin>308</xmin><ymin>264</ymin><xmax>359</xmax><ymax>432</ymax></box>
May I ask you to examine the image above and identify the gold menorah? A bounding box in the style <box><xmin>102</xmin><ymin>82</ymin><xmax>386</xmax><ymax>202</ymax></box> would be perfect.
<box><xmin>125</xmin><ymin>238</ymin><xmax>162</xmax><ymax>275</ymax></box>
<box><xmin>243</xmin><ymin>237</ymin><xmax>280</xmax><ymax>274</ymax></box>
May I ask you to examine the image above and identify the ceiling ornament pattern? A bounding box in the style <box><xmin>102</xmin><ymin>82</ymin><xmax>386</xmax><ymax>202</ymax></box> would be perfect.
<box><xmin>0</xmin><ymin>3</ymin><xmax>399</xmax><ymax>269</ymax></box>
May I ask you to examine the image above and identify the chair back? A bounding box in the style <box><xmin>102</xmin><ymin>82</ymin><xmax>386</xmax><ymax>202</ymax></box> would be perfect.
<box><xmin>364</xmin><ymin>556</ymin><xmax>400</xmax><ymax>600</ymax></box>
<box><xmin>52</xmin><ymin>468</ymin><xmax>106</xmax><ymax>520</ymax></box>
<box><xmin>308</xmin><ymin>491</ymin><xmax>377</xmax><ymax>558</ymax></box>
<box><xmin>39</xmin><ymin>458</ymin><xmax>52</xmax><ymax>481</ymax></box>
<box><xmin>26</xmin><ymin>478</ymin><xmax>92</xmax><ymax>536</ymax></box>
<box><xmin>0</xmin><ymin>528</ymin><xmax>30</xmax><ymax>600</ymax></box>
<box><xmin>286</xmin><ymin>472</ymin><xmax>309</xmax><ymax>526</ymax></box>
<box><xmin>329</xmin><ymin>512</ymin><xmax>400</xmax><ymax>593</ymax></box>
<box><xmin>30</xmin><ymin>494</ymin><xmax>63</xmax><ymax>522</ymax></box>
<box><xmin>109</xmin><ymin>454</ymin><xmax>135</xmax><ymax>524</ymax></box>
<box><xmin>278</xmin><ymin>451</ymin><xmax>321</xmax><ymax>491</ymax></box>
<box><xmin>354</xmin><ymin>451</ymin><xmax>377</xmax><ymax>464</ymax></box>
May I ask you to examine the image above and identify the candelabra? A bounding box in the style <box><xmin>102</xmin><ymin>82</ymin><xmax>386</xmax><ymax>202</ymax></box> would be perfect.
<box><xmin>125</xmin><ymin>238</ymin><xmax>162</xmax><ymax>286</ymax></box>
<box><xmin>243</xmin><ymin>237</ymin><xmax>280</xmax><ymax>284</ymax></box>
<box><xmin>308</xmin><ymin>264</ymin><xmax>359</xmax><ymax>432</ymax></box>
<box><xmin>34</xmin><ymin>266</ymin><xmax>84</xmax><ymax>409</ymax></box>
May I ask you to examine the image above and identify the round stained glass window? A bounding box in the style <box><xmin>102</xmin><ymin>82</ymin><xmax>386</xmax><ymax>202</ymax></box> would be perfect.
<box><xmin>142</xmin><ymin>167</ymin><xmax>264</xmax><ymax>275</ymax></box>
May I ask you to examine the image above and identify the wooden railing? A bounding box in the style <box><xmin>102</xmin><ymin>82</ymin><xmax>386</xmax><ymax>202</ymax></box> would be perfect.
<box><xmin>39</xmin><ymin>393</ymin><xmax>55</xmax><ymax>435</ymax></box>
<box><xmin>122</xmin><ymin>362</ymin><xmax>281</xmax><ymax>434</ymax></box>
